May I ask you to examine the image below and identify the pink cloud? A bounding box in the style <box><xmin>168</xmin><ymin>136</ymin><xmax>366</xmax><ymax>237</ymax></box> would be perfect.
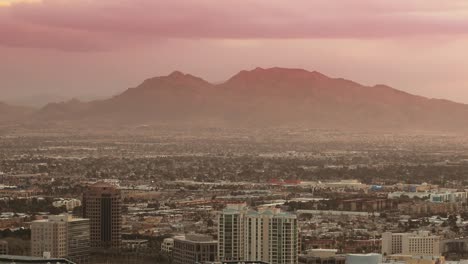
<box><xmin>1</xmin><ymin>0</ymin><xmax>468</xmax><ymax>51</ymax></box>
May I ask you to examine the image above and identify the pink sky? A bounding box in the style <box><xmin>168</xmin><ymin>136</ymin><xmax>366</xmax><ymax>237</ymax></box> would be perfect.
<box><xmin>1</xmin><ymin>0</ymin><xmax>468</xmax><ymax>104</ymax></box>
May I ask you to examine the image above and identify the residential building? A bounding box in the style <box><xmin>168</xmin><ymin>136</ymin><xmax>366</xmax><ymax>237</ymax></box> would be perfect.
<box><xmin>218</xmin><ymin>204</ymin><xmax>299</xmax><ymax>264</ymax></box>
<box><xmin>218</xmin><ymin>203</ymin><xmax>248</xmax><ymax>261</ymax></box>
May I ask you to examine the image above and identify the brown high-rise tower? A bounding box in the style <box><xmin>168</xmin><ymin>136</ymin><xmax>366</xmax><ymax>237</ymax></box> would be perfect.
<box><xmin>83</xmin><ymin>182</ymin><xmax>122</xmax><ymax>249</ymax></box>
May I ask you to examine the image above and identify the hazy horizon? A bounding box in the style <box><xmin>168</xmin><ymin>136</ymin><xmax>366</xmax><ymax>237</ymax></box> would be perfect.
<box><xmin>3</xmin><ymin>66</ymin><xmax>468</xmax><ymax>108</ymax></box>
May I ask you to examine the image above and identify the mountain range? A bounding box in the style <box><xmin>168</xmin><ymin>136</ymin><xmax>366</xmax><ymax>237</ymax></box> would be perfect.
<box><xmin>2</xmin><ymin>67</ymin><xmax>468</xmax><ymax>132</ymax></box>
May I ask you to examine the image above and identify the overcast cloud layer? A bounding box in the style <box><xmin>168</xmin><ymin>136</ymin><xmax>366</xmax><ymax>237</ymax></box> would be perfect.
<box><xmin>1</xmin><ymin>0</ymin><xmax>468</xmax><ymax>104</ymax></box>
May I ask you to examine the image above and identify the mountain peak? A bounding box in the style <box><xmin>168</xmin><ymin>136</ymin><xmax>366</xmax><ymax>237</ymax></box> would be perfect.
<box><xmin>168</xmin><ymin>70</ymin><xmax>186</xmax><ymax>78</ymax></box>
<box><xmin>224</xmin><ymin>67</ymin><xmax>330</xmax><ymax>88</ymax></box>
<box><xmin>234</xmin><ymin>67</ymin><xmax>328</xmax><ymax>78</ymax></box>
<box><xmin>164</xmin><ymin>71</ymin><xmax>210</xmax><ymax>84</ymax></box>
<box><xmin>27</xmin><ymin>67</ymin><xmax>468</xmax><ymax>132</ymax></box>
<box><xmin>129</xmin><ymin>71</ymin><xmax>213</xmax><ymax>94</ymax></box>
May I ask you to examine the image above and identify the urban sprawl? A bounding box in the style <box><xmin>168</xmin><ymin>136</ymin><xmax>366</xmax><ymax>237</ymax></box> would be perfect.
<box><xmin>1</xmin><ymin>130</ymin><xmax>468</xmax><ymax>264</ymax></box>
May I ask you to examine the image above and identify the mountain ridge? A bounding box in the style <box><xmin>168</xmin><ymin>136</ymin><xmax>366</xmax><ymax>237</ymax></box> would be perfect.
<box><xmin>6</xmin><ymin>67</ymin><xmax>468</xmax><ymax>132</ymax></box>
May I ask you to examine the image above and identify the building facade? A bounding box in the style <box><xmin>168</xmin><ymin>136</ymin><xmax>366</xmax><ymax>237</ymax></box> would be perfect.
<box><xmin>161</xmin><ymin>238</ymin><xmax>174</xmax><ymax>254</ymax></box>
<box><xmin>382</xmin><ymin>231</ymin><xmax>441</xmax><ymax>257</ymax></box>
<box><xmin>0</xmin><ymin>255</ymin><xmax>76</xmax><ymax>264</ymax></box>
<box><xmin>53</xmin><ymin>198</ymin><xmax>82</xmax><ymax>211</ymax></box>
<box><xmin>218</xmin><ymin>204</ymin><xmax>299</xmax><ymax>264</ymax></box>
<box><xmin>172</xmin><ymin>234</ymin><xmax>217</xmax><ymax>264</ymax></box>
<box><xmin>345</xmin><ymin>253</ymin><xmax>382</xmax><ymax>264</ymax></box>
<box><xmin>430</xmin><ymin>191</ymin><xmax>468</xmax><ymax>203</ymax></box>
<box><xmin>83</xmin><ymin>182</ymin><xmax>122</xmax><ymax>249</ymax></box>
<box><xmin>0</xmin><ymin>240</ymin><xmax>8</xmax><ymax>255</ymax></box>
<box><xmin>31</xmin><ymin>214</ymin><xmax>90</xmax><ymax>264</ymax></box>
<box><xmin>31</xmin><ymin>215</ymin><xmax>68</xmax><ymax>259</ymax></box>
<box><xmin>67</xmin><ymin>218</ymin><xmax>91</xmax><ymax>264</ymax></box>
<box><xmin>218</xmin><ymin>203</ymin><xmax>247</xmax><ymax>261</ymax></box>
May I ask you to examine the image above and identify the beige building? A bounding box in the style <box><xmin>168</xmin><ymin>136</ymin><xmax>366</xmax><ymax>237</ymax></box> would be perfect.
<box><xmin>382</xmin><ymin>231</ymin><xmax>441</xmax><ymax>257</ymax></box>
<box><xmin>31</xmin><ymin>215</ymin><xmax>68</xmax><ymax>258</ymax></box>
<box><xmin>31</xmin><ymin>214</ymin><xmax>90</xmax><ymax>264</ymax></box>
<box><xmin>218</xmin><ymin>204</ymin><xmax>299</xmax><ymax>264</ymax></box>
<box><xmin>172</xmin><ymin>234</ymin><xmax>217</xmax><ymax>264</ymax></box>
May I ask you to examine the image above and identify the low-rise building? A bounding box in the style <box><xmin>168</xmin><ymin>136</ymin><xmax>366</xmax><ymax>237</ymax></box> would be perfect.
<box><xmin>122</xmin><ymin>239</ymin><xmax>148</xmax><ymax>251</ymax></box>
<box><xmin>172</xmin><ymin>234</ymin><xmax>217</xmax><ymax>264</ymax></box>
<box><xmin>299</xmin><ymin>249</ymin><xmax>345</xmax><ymax>264</ymax></box>
<box><xmin>430</xmin><ymin>191</ymin><xmax>468</xmax><ymax>203</ymax></box>
<box><xmin>53</xmin><ymin>198</ymin><xmax>82</xmax><ymax>211</ymax></box>
<box><xmin>382</xmin><ymin>231</ymin><xmax>441</xmax><ymax>257</ymax></box>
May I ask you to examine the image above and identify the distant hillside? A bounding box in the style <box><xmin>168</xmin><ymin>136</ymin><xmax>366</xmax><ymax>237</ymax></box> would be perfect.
<box><xmin>26</xmin><ymin>67</ymin><xmax>468</xmax><ymax>132</ymax></box>
<box><xmin>0</xmin><ymin>102</ymin><xmax>34</xmax><ymax>123</ymax></box>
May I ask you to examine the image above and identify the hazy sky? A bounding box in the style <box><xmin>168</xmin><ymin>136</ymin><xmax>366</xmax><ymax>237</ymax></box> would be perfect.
<box><xmin>1</xmin><ymin>0</ymin><xmax>468</xmax><ymax>104</ymax></box>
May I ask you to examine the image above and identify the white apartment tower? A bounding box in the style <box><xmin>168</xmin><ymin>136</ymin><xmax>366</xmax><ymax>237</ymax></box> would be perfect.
<box><xmin>218</xmin><ymin>204</ymin><xmax>298</xmax><ymax>264</ymax></box>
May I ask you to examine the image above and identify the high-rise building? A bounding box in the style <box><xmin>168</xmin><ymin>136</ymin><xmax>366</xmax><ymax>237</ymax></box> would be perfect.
<box><xmin>0</xmin><ymin>255</ymin><xmax>75</xmax><ymax>264</ymax></box>
<box><xmin>172</xmin><ymin>234</ymin><xmax>217</xmax><ymax>264</ymax></box>
<box><xmin>67</xmin><ymin>218</ymin><xmax>91</xmax><ymax>264</ymax></box>
<box><xmin>83</xmin><ymin>182</ymin><xmax>122</xmax><ymax>249</ymax></box>
<box><xmin>218</xmin><ymin>203</ymin><xmax>247</xmax><ymax>261</ymax></box>
<box><xmin>382</xmin><ymin>231</ymin><xmax>441</xmax><ymax>257</ymax></box>
<box><xmin>218</xmin><ymin>204</ymin><xmax>299</xmax><ymax>264</ymax></box>
<box><xmin>31</xmin><ymin>214</ymin><xmax>90</xmax><ymax>264</ymax></box>
<box><xmin>31</xmin><ymin>215</ymin><xmax>68</xmax><ymax>259</ymax></box>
